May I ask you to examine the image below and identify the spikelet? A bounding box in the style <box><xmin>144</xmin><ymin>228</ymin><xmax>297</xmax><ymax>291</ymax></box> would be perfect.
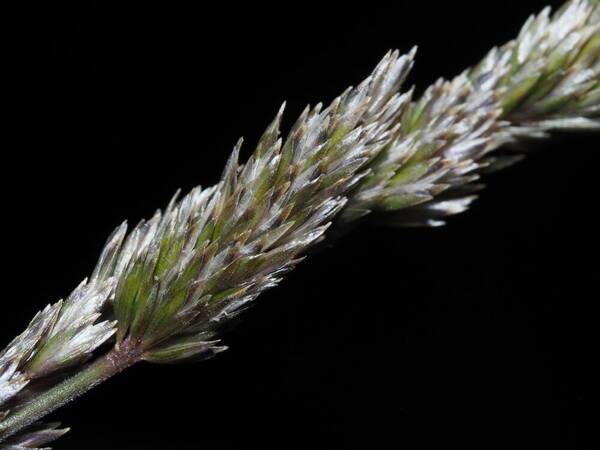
<box><xmin>0</xmin><ymin>224</ymin><xmax>132</xmax><ymax>411</ymax></box>
<box><xmin>0</xmin><ymin>422</ymin><xmax>68</xmax><ymax>449</ymax></box>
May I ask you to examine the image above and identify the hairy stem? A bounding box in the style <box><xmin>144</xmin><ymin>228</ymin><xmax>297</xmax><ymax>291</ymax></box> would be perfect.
<box><xmin>0</xmin><ymin>347</ymin><xmax>139</xmax><ymax>443</ymax></box>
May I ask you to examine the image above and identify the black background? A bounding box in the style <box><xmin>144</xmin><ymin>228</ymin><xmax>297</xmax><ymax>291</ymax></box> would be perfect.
<box><xmin>3</xmin><ymin>1</ymin><xmax>598</xmax><ymax>448</ymax></box>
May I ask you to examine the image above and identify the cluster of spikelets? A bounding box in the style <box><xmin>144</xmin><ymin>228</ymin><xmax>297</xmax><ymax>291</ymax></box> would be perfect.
<box><xmin>1</xmin><ymin>0</ymin><xmax>598</xmax><ymax>447</ymax></box>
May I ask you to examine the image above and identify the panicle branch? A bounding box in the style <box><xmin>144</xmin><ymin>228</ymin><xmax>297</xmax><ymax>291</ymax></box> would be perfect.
<box><xmin>341</xmin><ymin>0</ymin><xmax>599</xmax><ymax>226</ymax></box>
<box><xmin>111</xmin><ymin>49</ymin><xmax>416</xmax><ymax>361</ymax></box>
<box><xmin>0</xmin><ymin>1</ymin><xmax>598</xmax><ymax>446</ymax></box>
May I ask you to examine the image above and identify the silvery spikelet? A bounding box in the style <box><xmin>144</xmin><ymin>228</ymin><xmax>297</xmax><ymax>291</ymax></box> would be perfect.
<box><xmin>0</xmin><ymin>422</ymin><xmax>69</xmax><ymax>450</ymax></box>
<box><xmin>0</xmin><ymin>0</ymin><xmax>598</xmax><ymax>447</ymax></box>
